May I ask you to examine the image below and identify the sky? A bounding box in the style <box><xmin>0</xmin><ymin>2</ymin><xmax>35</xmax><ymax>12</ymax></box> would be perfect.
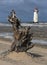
<box><xmin>0</xmin><ymin>0</ymin><xmax>47</xmax><ymax>23</ymax></box>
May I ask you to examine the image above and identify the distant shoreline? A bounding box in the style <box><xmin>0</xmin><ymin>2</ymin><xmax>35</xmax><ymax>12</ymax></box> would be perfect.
<box><xmin>0</xmin><ymin>22</ymin><xmax>47</xmax><ymax>26</ymax></box>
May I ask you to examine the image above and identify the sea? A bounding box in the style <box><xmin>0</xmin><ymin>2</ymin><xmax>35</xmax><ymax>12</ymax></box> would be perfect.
<box><xmin>0</xmin><ymin>22</ymin><xmax>47</xmax><ymax>45</ymax></box>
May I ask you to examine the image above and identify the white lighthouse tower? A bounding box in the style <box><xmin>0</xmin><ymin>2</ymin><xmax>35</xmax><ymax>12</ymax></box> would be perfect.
<box><xmin>33</xmin><ymin>8</ymin><xmax>39</xmax><ymax>23</ymax></box>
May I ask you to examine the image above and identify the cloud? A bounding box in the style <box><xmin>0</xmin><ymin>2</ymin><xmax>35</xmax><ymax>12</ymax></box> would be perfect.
<box><xmin>0</xmin><ymin>0</ymin><xmax>24</xmax><ymax>5</ymax></box>
<box><xmin>0</xmin><ymin>0</ymin><xmax>47</xmax><ymax>22</ymax></box>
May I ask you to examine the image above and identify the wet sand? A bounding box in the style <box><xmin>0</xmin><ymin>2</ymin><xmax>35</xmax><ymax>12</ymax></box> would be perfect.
<box><xmin>0</xmin><ymin>39</ymin><xmax>47</xmax><ymax>65</ymax></box>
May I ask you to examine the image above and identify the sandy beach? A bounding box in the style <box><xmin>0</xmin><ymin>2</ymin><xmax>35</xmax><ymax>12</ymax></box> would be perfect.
<box><xmin>0</xmin><ymin>39</ymin><xmax>47</xmax><ymax>65</ymax></box>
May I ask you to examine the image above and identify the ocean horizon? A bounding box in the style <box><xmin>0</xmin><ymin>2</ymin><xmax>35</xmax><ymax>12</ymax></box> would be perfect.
<box><xmin>0</xmin><ymin>22</ymin><xmax>47</xmax><ymax>45</ymax></box>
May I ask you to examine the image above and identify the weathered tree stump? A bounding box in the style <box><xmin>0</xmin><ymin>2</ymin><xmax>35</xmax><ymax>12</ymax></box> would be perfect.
<box><xmin>8</xmin><ymin>10</ymin><xmax>34</xmax><ymax>52</ymax></box>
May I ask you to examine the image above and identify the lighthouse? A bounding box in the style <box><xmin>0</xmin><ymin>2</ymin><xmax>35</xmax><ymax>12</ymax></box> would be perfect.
<box><xmin>33</xmin><ymin>8</ymin><xmax>39</xmax><ymax>23</ymax></box>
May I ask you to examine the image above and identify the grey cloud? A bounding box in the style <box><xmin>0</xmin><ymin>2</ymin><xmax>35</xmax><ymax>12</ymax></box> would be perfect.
<box><xmin>0</xmin><ymin>0</ymin><xmax>24</xmax><ymax>5</ymax></box>
<box><xmin>0</xmin><ymin>0</ymin><xmax>47</xmax><ymax>22</ymax></box>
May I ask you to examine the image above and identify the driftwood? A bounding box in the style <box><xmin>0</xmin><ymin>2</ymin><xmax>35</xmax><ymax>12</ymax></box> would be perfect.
<box><xmin>8</xmin><ymin>10</ymin><xmax>34</xmax><ymax>52</ymax></box>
